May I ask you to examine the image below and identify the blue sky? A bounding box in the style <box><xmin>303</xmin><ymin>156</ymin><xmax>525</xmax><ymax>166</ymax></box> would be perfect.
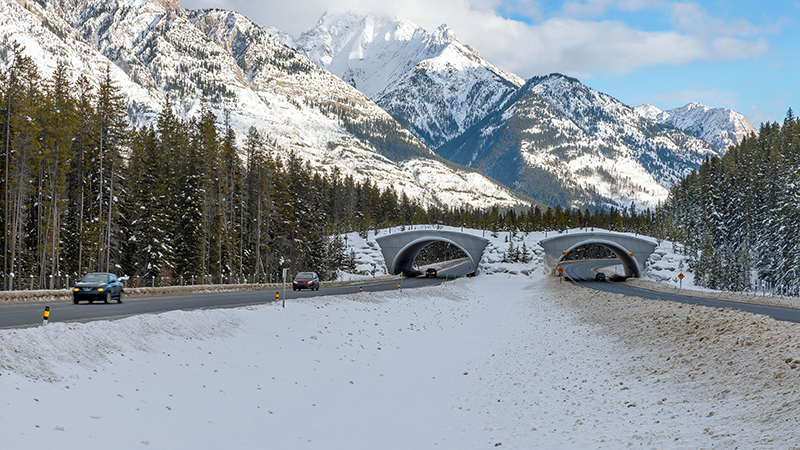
<box><xmin>182</xmin><ymin>0</ymin><xmax>797</xmax><ymax>126</ymax></box>
<box><xmin>523</xmin><ymin>1</ymin><xmax>796</xmax><ymax>125</ymax></box>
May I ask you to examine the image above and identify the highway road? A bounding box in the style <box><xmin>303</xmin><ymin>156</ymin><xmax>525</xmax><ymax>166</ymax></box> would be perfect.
<box><xmin>563</xmin><ymin>260</ymin><xmax>800</xmax><ymax>324</ymax></box>
<box><xmin>12</xmin><ymin>257</ymin><xmax>793</xmax><ymax>329</ymax></box>
<box><xmin>0</xmin><ymin>262</ymin><xmax>473</xmax><ymax>329</ymax></box>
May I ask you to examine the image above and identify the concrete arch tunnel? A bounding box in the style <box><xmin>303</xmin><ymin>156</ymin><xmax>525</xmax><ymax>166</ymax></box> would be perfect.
<box><xmin>538</xmin><ymin>231</ymin><xmax>658</xmax><ymax>278</ymax></box>
<box><xmin>375</xmin><ymin>230</ymin><xmax>490</xmax><ymax>276</ymax></box>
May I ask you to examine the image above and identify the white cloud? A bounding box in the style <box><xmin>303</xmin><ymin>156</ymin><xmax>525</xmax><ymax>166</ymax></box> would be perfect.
<box><xmin>179</xmin><ymin>0</ymin><xmax>773</xmax><ymax>79</ymax></box>
<box><xmin>476</xmin><ymin>18</ymin><xmax>708</xmax><ymax>77</ymax></box>
<box><xmin>711</xmin><ymin>37</ymin><xmax>769</xmax><ymax>59</ymax></box>
<box><xmin>669</xmin><ymin>2</ymin><xmax>761</xmax><ymax>37</ymax></box>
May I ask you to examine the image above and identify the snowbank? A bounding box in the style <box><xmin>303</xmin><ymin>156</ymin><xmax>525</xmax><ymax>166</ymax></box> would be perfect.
<box><xmin>2</xmin><ymin>271</ymin><xmax>800</xmax><ymax>448</ymax></box>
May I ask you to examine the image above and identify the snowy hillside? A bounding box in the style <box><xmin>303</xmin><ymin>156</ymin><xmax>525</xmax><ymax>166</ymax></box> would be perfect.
<box><xmin>4</xmin><ymin>230</ymin><xmax>800</xmax><ymax>446</ymax></box>
<box><xmin>439</xmin><ymin>74</ymin><xmax>719</xmax><ymax>208</ymax></box>
<box><xmin>634</xmin><ymin>102</ymin><xmax>756</xmax><ymax>153</ymax></box>
<box><xmin>0</xmin><ymin>0</ymin><xmax>526</xmax><ymax>210</ymax></box>
<box><xmin>296</xmin><ymin>10</ymin><xmax>525</xmax><ymax>149</ymax></box>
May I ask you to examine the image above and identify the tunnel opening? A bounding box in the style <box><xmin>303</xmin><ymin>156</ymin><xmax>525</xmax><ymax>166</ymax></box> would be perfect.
<box><xmin>392</xmin><ymin>238</ymin><xmax>474</xmax><ymax>278</ymax></box>
<box><xmin>412</xmin><ymin>242</ymin><xmax>469</xmax><ymax>277</ymax></box>
<box><xmin>560</xmin><ymin>243</ymin><xmax>625</xmax><ymax>281</ymax></box>
<box><xmin>558</xmin><ymin>242</ymin><xmax>641</xmax><ymax>279</ymax></box>
<box><xmin>563</xmin><ymin>243</ymin><xmax>618</xmax><ymax>261</ymax></box>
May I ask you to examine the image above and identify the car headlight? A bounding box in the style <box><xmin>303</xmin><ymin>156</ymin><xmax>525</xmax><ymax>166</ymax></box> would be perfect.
<box><xmin>307</xmin><ymin>281</ymin><xmax>313</xmax><ymax>285</ymax></box>
<box><xmin>73</xmin><ymin>288</ymin><xmax>79</xmax><ymax>292</ymax></box>
<box><xmin>98</xmin><ymin>288</ymin><xmax>104</xmax><ymax>292</ymax></box>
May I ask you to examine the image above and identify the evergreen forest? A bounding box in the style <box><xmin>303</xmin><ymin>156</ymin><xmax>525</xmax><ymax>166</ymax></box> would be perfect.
<box><xmin>0</xmin><ymin>53</ymin><xmax>658</xmax><ymax>290</ymax></box>
<box><xmin>660</xmin><ymin>110</ymin><xmax>800</xmax><ymax>294</ymax></box>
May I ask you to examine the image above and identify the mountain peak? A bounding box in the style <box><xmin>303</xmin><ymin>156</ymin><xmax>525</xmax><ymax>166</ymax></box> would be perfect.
<box><xmin>297</xmin><ymin>10</ymin><xmax>524</xmax><ymax>149</ymax></box>
<box><xmin>432</xmin><ymin>24</ymin><xmax>457</xmax><ymax>44</ymax></box>
<box><xmin>684</xmin><ymin>101</ymin><xmax>706</xmax><ymax>110</ymax></box>
<box><xmin>635</xmin><ymin>102</ymin><xmax>756</xmax><ymax>152</ymax></box>
<box><xmin>633</xmin><ymin>104</ymin><xmax>665</xmax><ymax>122</ymax></box>
<box><xmin>153</xmin><ymin>0</ymin><xmax>184</xmax><ymax>12</ymax></box>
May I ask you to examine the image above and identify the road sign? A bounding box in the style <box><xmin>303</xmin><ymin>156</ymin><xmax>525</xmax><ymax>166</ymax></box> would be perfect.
<box><xmin>678</xmin><ymin>273</ymin><xmax>685</xmax><ymax>280</ymax></box>
<box><xmin>557</xmin><ymin>266</ymin><xmax>564</xmax><ymax>275</ymax></box>
<box><xmin>562</xmin><ymin>251</ymin><xmax>568</xmax><ymax>256</ymax></box>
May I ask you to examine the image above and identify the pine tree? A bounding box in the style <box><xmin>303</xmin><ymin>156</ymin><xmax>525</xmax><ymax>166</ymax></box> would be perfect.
<box><xmin>37</xmin><ymin>61</ymin><xmax>77</xmax><ymax>287</ymax></box>
<box><xmin>193</xmin><ymin>103</ymin><xmax>221</xmax><ymax>282</ymax></box>
<box><xmin>5</xmin><ymin>47</ymin><xmax>42</xmax><ymax>289</ymax></box>
<box><xmin>123</xmin><ymin>126</ymin><xmax>172</xmax><ymax>282</ymax></box>
<box><xmin>94</xmin><ymin>66</ymin><xmax>128</xmax><ymax>273</ymax></box>
<box><xmin>219</xmin><ymin>116</ymin><xmax>242</xmax><ymax>280</ymax></box>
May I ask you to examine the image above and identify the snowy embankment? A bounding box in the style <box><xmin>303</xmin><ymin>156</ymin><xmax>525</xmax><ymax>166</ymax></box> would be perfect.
<box><xmin>2</xmin><ymin>271</ymin><xmax>800</xmax><ymax>448</ymax></box>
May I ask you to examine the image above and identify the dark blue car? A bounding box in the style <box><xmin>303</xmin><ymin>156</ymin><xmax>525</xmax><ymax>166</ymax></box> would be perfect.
<box><xmin>595</xmin><ymin>272</ymin><xmax>606</xmax><ymax>282</ymax></box>
<box><xmin>73</xmin><ymin>273</ymin><xmax>124</xmax><ymax>304</ymax></box>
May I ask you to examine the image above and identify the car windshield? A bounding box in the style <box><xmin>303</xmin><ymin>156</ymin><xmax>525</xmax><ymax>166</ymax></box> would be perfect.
<box><xmin>81</xmin><ymin>273</ymin><xmax>109</xmax><ymax>283</ymax></box>
<box><xmin>295</xmin><ymin>272</ymin><xmax>314</xmax><ymax>279</ymax></box>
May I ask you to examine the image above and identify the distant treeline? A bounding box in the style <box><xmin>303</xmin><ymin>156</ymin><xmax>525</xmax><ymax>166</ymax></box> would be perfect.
<box><xmin>0</xmin><ymin>49</ymin><xmax>655</xmax><ymax>289</ymax></box>
<box><xmin>660</xmin><ymin>110</ymin><xmax>800</xmax><ymax>293</ymax></box>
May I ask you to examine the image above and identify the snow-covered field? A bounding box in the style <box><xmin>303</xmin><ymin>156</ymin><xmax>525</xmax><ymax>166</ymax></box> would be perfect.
<box><xmin>3</xmin><ymin>266</ymin><xmax>800</xmax><ymax>448</ymax></box>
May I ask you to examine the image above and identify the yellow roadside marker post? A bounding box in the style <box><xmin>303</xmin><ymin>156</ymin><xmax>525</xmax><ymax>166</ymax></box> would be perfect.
<box><xmin>42</xmin><ymin>306</ymin><xmax>50</xmax><ymax>326</ymax></box>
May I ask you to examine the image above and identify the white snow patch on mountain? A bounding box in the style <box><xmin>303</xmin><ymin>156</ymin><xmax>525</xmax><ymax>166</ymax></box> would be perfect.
<box><xmin>401</xmin><ymin>159</ymin><xmax>525</xmax><ymax>209</ymax></box>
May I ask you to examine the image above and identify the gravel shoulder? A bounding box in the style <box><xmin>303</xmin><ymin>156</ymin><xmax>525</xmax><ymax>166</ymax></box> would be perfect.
<box><xmin>597</xmin><ymin>264</ymin><xmax>800</xmax><ymax>311</ymax></box>
<box><xmin>554</xmin><ymin>276</ymin><xmax>800</xmax><ymax>446</ymax></box>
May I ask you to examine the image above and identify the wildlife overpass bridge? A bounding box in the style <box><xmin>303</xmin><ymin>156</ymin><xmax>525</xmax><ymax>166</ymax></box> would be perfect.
<box><xmin>538</xmin><ymin>230</ymin><xmax>658</xmax><ymax>278</ymax></box>
<box><xmin>375</xmin><ymin>229</ymin><xmax>490</xmax><ymax>276</ymax></box>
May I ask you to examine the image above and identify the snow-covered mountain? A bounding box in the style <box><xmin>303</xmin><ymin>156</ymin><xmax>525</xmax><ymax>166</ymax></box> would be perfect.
<box><xmin>0</xmin><ymin>0</ymin><xmax>527</xmax><ymax>210</ymax></box>
<box><xmin>295</xmin><ymin>10</ymin><xmax>525</xmax><ymax>150</ymax></box>
<box><xmin>634</xmin><ymin>103</ymin><xmax>756</xmax><ymax>153</ymax></box>
<box><xmin>438</xmin><ymin>74</ymin><xmax>719</xmax><ymax>208</ymax></box>
<box><xmin>294</xmin><ymin>11</ymin><xmax>738</xmax><ymax>208</ymax></box>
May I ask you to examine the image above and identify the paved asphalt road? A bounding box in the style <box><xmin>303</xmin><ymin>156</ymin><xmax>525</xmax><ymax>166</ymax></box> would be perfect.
<box><xmin>13</xmin><ymin>258</ymin><xmax>795</xmax><ymax>328</ymax></box>
<box><xmin>564</xmin><ymin>260</ymin><xmax>800</xmax><ymax>324</ymax></box>
<box><xmin>0</xmin><ymin>261</ymin><xmax>472</xmax><ymax>329</ymax></box>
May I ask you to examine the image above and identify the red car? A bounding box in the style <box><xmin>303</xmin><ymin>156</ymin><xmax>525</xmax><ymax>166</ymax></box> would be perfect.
<box><xmin>293</xmin><ymin>272</ymin><xmax>320</xmax><ymax>291</ymax></box>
